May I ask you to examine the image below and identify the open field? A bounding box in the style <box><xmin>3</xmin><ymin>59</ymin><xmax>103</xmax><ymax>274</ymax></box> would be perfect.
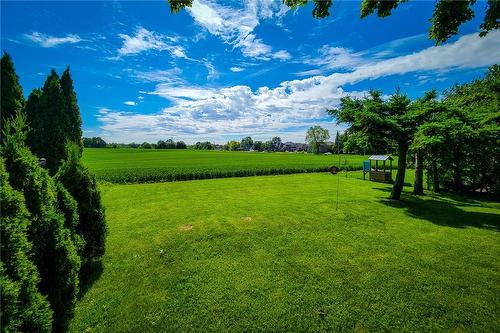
<box><xmin>82</xmin><ymin>148</ymin><xmax>380</xmax><ymax>183</ymax></box>
<box><xmin>70</xmin><ymin>172</ymin><xmax>500</xmax><ymax>332</ymax></box>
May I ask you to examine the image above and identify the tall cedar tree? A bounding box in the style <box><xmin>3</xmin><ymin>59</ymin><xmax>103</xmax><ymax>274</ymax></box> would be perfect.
<box><xmin>1</xmin><ymin>52</ymin><xmax>24</xmax><ymax>134</ymax></box>
<box><xmin>29</xmin><ymin>70</ymin><xmax>68</xmax><ymax>174</ymax></box>
<box><xmin>0</xmin><ymin>158</ymin><xmax>53</xmax><ymax>333</ymax></box>
<box><xmin>328</xmin><ymin>90</ymin><xmax>413</xmax><ymax>200</ymax></box>
<box><xmin>2</xmin><ymin>115</ymin><xmax>81</xmax><ymax>332</ymax></box>
<box><xmin>55</xmin><ymin>143</ymin><xmax>107</xmax><ymax>264</ymax></box>
<box><xmin>60</xmin><ymin>67</ymin><xmax>83</xmax><ymax>152</ymax></box>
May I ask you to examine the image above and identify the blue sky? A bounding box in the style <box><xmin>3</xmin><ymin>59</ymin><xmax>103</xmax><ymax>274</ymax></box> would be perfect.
<box><xmin>1</xmin><ymin>1</ymin><xmax>499</xmax><ymax>144</ymax></box>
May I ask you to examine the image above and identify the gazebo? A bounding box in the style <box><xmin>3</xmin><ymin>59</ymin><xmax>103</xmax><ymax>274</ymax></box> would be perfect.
<box><xmin>363</xmin><ymin>155</ymin><xmax>393</xmax><ymax>183</ymax></box>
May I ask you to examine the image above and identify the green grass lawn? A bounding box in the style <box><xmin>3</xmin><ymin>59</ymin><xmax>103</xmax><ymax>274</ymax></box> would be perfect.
<box><xmin>70</xmin><ymin>172</ymin><xmax>500</xmax><ymax>332</ymax></box>
<box><xmin>82</xmin><ymin>148</ymin><xmax>375</xmax><ymax>183</ymax></box>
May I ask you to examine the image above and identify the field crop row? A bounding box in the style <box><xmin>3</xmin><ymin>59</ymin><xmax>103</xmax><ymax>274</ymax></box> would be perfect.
<box><xmin>83</xmin><ymin>149</ymin><xmax>386</xmax><ymax>184</ymax></box>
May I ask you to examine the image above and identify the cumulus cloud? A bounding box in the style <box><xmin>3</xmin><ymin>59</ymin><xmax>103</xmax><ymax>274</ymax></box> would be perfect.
<box><xmin>97</xmin><ymin>31</ymin><xmax>500</xmax><ymax>143</ymax></box>
<box><xmin>116</xmin><ymin>27</ymin><xmax>187</xmax><ymax>59</ymax></box>
<box><xmin>25</xmin><ymin>32</ymin><xmax>82</xmax><ymax>47</ymax></box>
<box><xmin>124</xmin><ymin>101</ymin><xmax>137</xmax><ymax>106</ymax></box>
<box><xmin>187</xmin><ymin>0</ymin><xmax>291</xmax><ymax>60</ymax></box>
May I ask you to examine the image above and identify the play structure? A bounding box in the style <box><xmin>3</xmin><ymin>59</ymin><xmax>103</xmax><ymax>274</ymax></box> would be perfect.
<box><xmin>363</xmin><ymin>155</ymin><xmax>393</xmax><ymax>183</ymax></box>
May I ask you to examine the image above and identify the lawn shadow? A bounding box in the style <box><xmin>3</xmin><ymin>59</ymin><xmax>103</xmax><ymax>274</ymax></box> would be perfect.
<box><xmin>78</xmin><ymin>260</ymin><xmax>104</xmax><ymax>299</ymax></box>
<box><xmin>377</xmin><ymin>191</ymin><xmax>500</xmax><ymax>232</ymax></box>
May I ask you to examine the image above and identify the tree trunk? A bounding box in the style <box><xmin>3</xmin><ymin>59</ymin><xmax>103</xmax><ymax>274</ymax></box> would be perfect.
<box><xmin>413</xmin><ymin>150</ymin><xmax>424</xmax><ymax>195</ymax></box>
<box><xmin>453</xmin><ymin>148</ymin><xmax>462</xmax><ymax>192</ymax></box>
<box><xmin>432</xmin><ymin>159</ymin><xmax>440</xmax><ymax>192</ymax></box>
<box><xmin>390</xmin><ymin>142</ymin><xmax>408</xmax><ymax>200</ymax></box>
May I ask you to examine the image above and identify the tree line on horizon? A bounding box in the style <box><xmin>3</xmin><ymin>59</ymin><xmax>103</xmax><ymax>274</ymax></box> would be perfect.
<box><xmin>1</xmin><ymin>52</ymin><xmax>107</xmax><ymax>332</ymax></box>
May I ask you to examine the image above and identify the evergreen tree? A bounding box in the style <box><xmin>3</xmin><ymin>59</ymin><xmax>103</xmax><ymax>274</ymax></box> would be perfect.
<box><xmin>30</xmin><ymin>70</ymin><xmax>67</xmax><ymax>174</ymax></box>
<box><xmin>55</xmin><ymin>143</ymin><xmax>107</xmax><ymax>264</ymax></box>
<box><xmin>60</xmin><ymin>67</ymin><xmax>83</xmax><ymax>152</ymax></box>
<box><xmin>25</xmin><ymin>89</ymin><xmax>43</xmax><ymax>156</ymax></box>
<box><xmin>1</xmin><ymin>52</ymin><xmax>24</xmax><ymax>133</ymax></box>
<box><xmin>1</xmin><ymin>115</ymin><xmax>81</xmax><ymax>332</ymax></box>
<box><xmin>0</xmin><ymin>158</ymin><xmax>53</xmax><ymax>333</ymax></box>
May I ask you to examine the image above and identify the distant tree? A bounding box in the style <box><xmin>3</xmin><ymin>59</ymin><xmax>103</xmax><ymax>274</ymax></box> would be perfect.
<box><xmin>241</xmin><ymin>136</ymin><xmax>253</xmax><ymax>150</ymax></box>
<box><xmin>141</xmin><ymin>142</ymin><xmax>153</xmax><ymax>149</ymax></box>
<box><xmin>2</xmin><ymin>115</ymin><xmax>80</xmax><ymax>332</ymax></box>
<box><xmin>227</xmin><ymin>140</ymin><xmax>240</xmax><ymax>151</ymax></box>
<box><xmin>0</xmin><ymin>52</ymin><xmax>24</xmax><ymax>134</ymax></box>
<box><xmin>0</xmin><ymin>158</ymin><xmax>53</xmax><ymax>333</ymax></box>
<box><xmin>83</xmin><ymin>137</ymin><xmax>107</xmax><ymax>148</ymax></box>
<box><xmin>60</xmin><ymin>67</ymin><xmax>83</xmax><ymax>152</ymax></box>
<box><xmin>329</xmin><ymin>90</ymin><xmax>415</xmax><ymax>200</ymax></box>
<box><xmin>252</xmin><ymin>141</ymin><xmax>263</xmax><ymax>151</ymax></box>
<box><xmin>306</xmin><ymin>126</ymin><xmax>330</xmax><ymax>154</ymax></box>
<box><xmin>262</xmin><ymin>140</ymin><xmax>272</xmax><ymax>152</ymax></box>
<box><xmin>55</xmin><ymin>143</ymin><xmax>107</xmax><ymax>264</ymax></box>
<box><xmin>165</xmin><ymin>138</ymin><xmax>176</xmax><ymax>149</ymax></box>
<box><xmin>270</xmin><ymin>137</ymin><xmax>282</xmax><ymax>152</ymax></box>
<box><xmin>156</xmin><ymin>140</ymin><xmax>166</xmax><ymax>149</ymax></box>
<box><xmin>176</xmin><ymin>140</ymin><xmax>187</xmax><ymax>149</ymax></box>
<box><xmin>194</xmin><ymin>141</ymin><xmax>214</xmax><ymax>150</ymax></box>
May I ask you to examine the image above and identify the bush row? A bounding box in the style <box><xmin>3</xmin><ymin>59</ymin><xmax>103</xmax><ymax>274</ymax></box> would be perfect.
<box><xmin>93</xmin><ymin>165</ymin><xmax>365</xmax><ymax>184</ymax></box>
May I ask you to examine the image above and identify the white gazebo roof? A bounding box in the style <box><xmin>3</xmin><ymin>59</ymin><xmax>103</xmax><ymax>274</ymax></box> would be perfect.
<box><xmin>369</xmin><ymin>155</ymin><xmax>393</xmax><ymax>161</ymax></box>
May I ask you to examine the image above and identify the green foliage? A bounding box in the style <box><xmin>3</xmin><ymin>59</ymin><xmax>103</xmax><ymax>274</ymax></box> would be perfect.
<box><xmin>82</xmin><ymin>148</ymin><xmax>375</xmax><ymax>184</ymax></box>
<box><xmin>413</xmin><ymin>65</ymin><xmax>500</xmax><ymax>195</ymax></box>
<box><xmin>306</xmin><ymin>126</ymin><xmax>330</xmax><ymax>154</ymax></box>
<box><xmin>194</xmin><ymin>141</ymin><xmax>214</xmax><ymax>150</ymax></box>
<box><xmin>240</xmin><ymin>136</ymin><xmax>253</xmax><ymax>150</ymax></box>
<box><xmin>60</xmin><ymin>67</ymin><xmax>83</xmax><ymax>152</ymax></box>
<box><xmin>55</xmin><ymin>182</ymin><xmax>85</xmax><ymax>257</ymax></box>
<box><xmin>0</xmin><ymin>158</ymin><xmax>53</xmax><ymax>333</ymax></box>
<box><xmin>56</xmin><ymin>144</ymin><xmax>107</xmax><ymax>263</ymax></box>
<box><xmin>360</xmin><ymin>0</ymin><xmax>404</xmax><ymax>18</ymax></box>
<box><xmin>226</xmin><ymin>140</ymin><xmax>240</xmax><ymax>151</ymax></box>
<box><xmin>1</xmin><ymin>52</ymin><xmax>24</xmax><ymax>133</ymax></box>
<box><xmin>329</xmin><ymin>89</ymin><xmax>414</xmax><ymax>199</ymax></box>
<box><xmin>1</xmin><ymin>116</ymin><xmax>81</xmax><ymax>332</ymax></box>
<box><xmin>83</xmin><ymin>137</ymin><xmax>107</xmax><ymax>148</ymax></box>
<box><xmin>167</xmin><ymin>0</ymin><xmax>193</xmax><ymax>13</ymax></box>
<box><xmin>27</xmin><ymin>70</ymin><xmax>68</xmax><ymax>174</ymax></box>
<box><xmin>429</xmin><ymin>0</ymin><xmax>475</xmax><ymax>44</ymax></box>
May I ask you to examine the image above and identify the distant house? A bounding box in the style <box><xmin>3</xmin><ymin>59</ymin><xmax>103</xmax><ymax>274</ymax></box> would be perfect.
<box><xmin>213</xmin><ymin>144</ymin><xmax>225</xmax><ymax>150</ymax></box>
<box><xmin>318</xmin><ymin>141</ymin><xmax>334</xmax><ymax>153</ymax></box>
<box><xmin>281</xmin><ymin>142</ymin><xmax>309</xmax><ymax>152</ymax></box>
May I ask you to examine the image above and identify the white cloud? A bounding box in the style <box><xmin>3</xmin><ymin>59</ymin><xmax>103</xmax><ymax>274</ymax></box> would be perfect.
<box><xmin>230</xmin><ymin>66</ymin><xmax>245</xmax><ymax>72</ymax></box>
<box><xmin>116</xmin><ymin>27</ymin><xmax>188</xmax><ymax>59</ymax></box>
<box><xmin>124</xmin><ymin>101</ymin><xmax>137</xmax><ymax>106</ymax></box>
<box><xmin>187</xmin><ymin>0</ymin><xmax>291</xmax><ymax>60</ymax></box>
<box><xmin>127</xmin><ymin>67</ymin><xmax>185</xmax><ymax>84</ymax></box>
<box><xmin>25</xmin><ymin>32</ymin><xmax>82</xmax><ymax>47</ymax></box>
<box><xmin>97</xmin><ymin>31</ymin><xmax>500</xmax><ymax>143</ymax></box>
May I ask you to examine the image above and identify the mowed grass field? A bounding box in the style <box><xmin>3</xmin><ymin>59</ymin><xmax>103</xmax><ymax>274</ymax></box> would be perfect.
<box><xmin>70</xmin><ymin>172</ymin><xmax>500</xmax><ymax>332</ymax></box>
<box><xmin>83</xmin><ymin>148</ymin><xmax>375</xmax><ymax>183</ymax></box>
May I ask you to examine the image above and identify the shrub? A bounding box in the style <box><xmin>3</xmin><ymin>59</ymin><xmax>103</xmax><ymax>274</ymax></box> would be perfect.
<box><xmin>0</xmin><ymin>158</ymin><xmax>53</xmax><ymax>333</ymax></box>
<box><xmin>2</xmin><ymin>116</ymin><xmax>80</xmax><ymax>332</ymax></box>
<box><xmin>56</xmin><ymin>143</ymin><xmax>107</xmax><ymax>264</ymax></box>
<box><xmin>55</xmin><ymin>182</ymin><xmax>85</xmax><ymax>257</ymax></box>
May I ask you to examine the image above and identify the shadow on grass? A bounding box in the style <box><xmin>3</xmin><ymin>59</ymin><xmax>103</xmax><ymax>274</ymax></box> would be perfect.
<box><xmin>377</xmin><ymin>191</ymin><xmax>500</xmax><ymax>232</ymax></box>
<box><xmin>78</xmin><ymin>260</ymin><xmax>103</xmax><ymax>300</ymax></box>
